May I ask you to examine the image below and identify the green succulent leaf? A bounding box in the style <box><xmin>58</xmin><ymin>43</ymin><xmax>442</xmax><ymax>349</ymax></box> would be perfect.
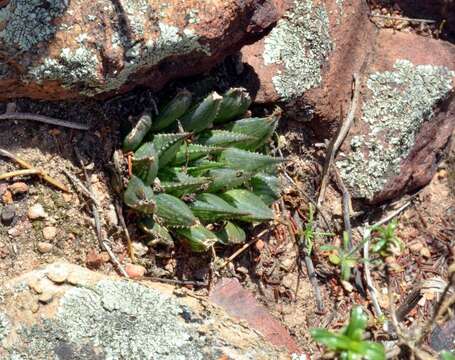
<box><xmin>218</xmin><ymin>148</ymin><xmax>284</xmax><ymax>172</ymax></box>
<box><xmin>215</xmin><ymin>221</ymin><xmax>246</xmax><ymax>245</ymax></box>
<box><xmin>175</xmin><ymin>225</ymin><xmax>218</xmax><ymax>252</ymax></box>
<box><xmin>155</xmin><ymin>193</ymin><xmax>197</xmax><ymax>228</ymax></box>
<box><xmin>214</xmin><ymin>87</ymin><xmax>252</xmax><ymax>124</ymax></box>
<box><xmin>172</xmin><ymin>143</ymin><xmax>223</xmax><ymax>166</ymax></box>
<box><xmin>181</xmin><ymin>92</ymin><xmax>222</xmax><ymax>132</ymax></box>
<box><xmin>123</xmin><ymin>175</ymin><xmax>155</xmax><ymax>214</ymax></box>
<box><xmin>190</xmin><ymin>193</ymin><xmax>250</xmax><ymax>222</ymax></box>
<box><xmin>206</xmin><ymin>168</ymin><xmax>254</xmax><ymax>193</ymax></box>
<box><xmin>152</xmin><ymin>89</ymin><xmax>193</xmax><ymax>131</ymax></box>
<box><xmin>123</xmin><ymin>111</ymin><xmax>153</xmax><ymax>152</ymax></box>
<box><xmin>132</xmin><ymin>142</ymin><xmax>159</xmax><ymax>185</ymax></box>
<box><xmin>220</xmin><ymin>189</ymin><xmax>274</xmax><ymax>222</ymax></box>
<box><xmin>225</xmin><ymin>108</ymin><xmax>281</xmax><ymax>150</ymax></box>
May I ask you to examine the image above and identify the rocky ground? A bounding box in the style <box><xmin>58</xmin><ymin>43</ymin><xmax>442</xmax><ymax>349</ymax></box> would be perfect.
<box><xmin>0</xmin><ymin>0</ymin><xmax>454</xmax><ymax>358</ymax></box>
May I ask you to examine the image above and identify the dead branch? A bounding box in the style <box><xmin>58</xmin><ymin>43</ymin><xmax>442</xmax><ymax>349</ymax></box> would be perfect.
<box><xmin>0</xmin><ymin>148</ymin><xmax>69</xmax><ymax>192</ymax></box>
<box><xmin>0</xmin><ymin>112</ymin><xmax>89</xmax><ymax>130</ymax></box>
<box><xmin>74</xmin><ymin>148</ymin><xmax>129</xmax><ymax>278</ymax></box>
<box><xmin>317</xmin><ymin>73</ymin><xmax>361</xmax><ymax>207</ymax></box>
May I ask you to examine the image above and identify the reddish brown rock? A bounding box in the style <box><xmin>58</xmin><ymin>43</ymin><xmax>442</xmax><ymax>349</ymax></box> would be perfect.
<box><xmin>0</xmin><ymin>263</ymin><xmax>288</xmax><ymax>359</ymax></box>
<box><xmin>240</xmin><ymin>0</ymin><xmax>376</xmax><ymax>136</ymax></box>
<box><xmin>336</xmin><ymin>30</ymin><xmax>455</xmax><ymax>203</ymax></box>
<box><xmin>210</xmin><ymin>277</ymin><xmax>303</xmax><ymax>355</ymax></box>
<box><xmin>0</xmin><ymin>0</ymin><xmax>281</xmax><ymax>100</ymax></box>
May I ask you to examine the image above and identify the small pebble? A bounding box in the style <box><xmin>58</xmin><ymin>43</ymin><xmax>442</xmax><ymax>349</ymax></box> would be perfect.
<box><xmin>62</xmin><ymin>193</ymin><xmax>72</xmax><ymax>202</ymax></box>
<box><xmin>0</xmin><ymin>183</ymin><xmax>7</xmax><ymax>196</ymax></box>
<box><xmin>125</xmin><ymin>264</ymin><xmax>146</xmax><ymax>279</ymax></box>
<box><xmin>132</xmin><ymin>241</ymin><xmax>149</xmax><ymax>258</ymax></box>
<box><xmin>255</xmin><ymin>239</ymin><xmax>265</xmax><ymax>252</ymax></box>
<box><xmin>8</xmin><ymin>182</ymin><xmax>29</xmax><ymax>195</ymax></box>
<box><xmin>37</xmin><ymin>241</ymin><xmax>53</xmax><ymax>254</ymax></box>
<box><xmin>236</xmin><ymin>266</ymin><xmax>249</xmax><ymax>275</ymax></box>
<box><xmin>47</xmin><ymin>264</ymin><xmax>69</xmax><ymax>283</ymax></box>
<box><xmin>38</xmin><ymin>291</ymin><xmax>54</xmax><ymax>304</ymax></box>
<box><xmin>30</xmin><ymin>301</ymin><xmax>40</xmax><ymax>313</ymax></box>
<box><xmin>28</xmin><ymin>278</ymin><xmax>44</xmax><ymax>294</ymax></box>
<box><xmin>28</xmin><ymin>203</ymin><xmax>47</xmax><ymax>220</ymax></box>
<box><xmin>7</xmin><ymin>226</ymin><xmax>20</xmax><ymax>237</ymax></box>
<box><xmin>1</xmin><ymin>205</ymin><xmax>15</xmax><ymax>225</ymax></box>
<box><xmin>86</xmin><ymin>249</ymin><xmax>104</xmax><ymax>269</ymax></box>
<box><xmin>42</xmin><ymin>226</ymin><xmax>57</xmax><ymax>240</ymax></box>
<box><xmin>67</xmin><ymin>268</ymin><xmax>89</xmax><ymax>286</ymax></box>
<box><xmin>2</xmin><ymin>190</ymin><xmax>13</xmax><ymax>204</ymax></box>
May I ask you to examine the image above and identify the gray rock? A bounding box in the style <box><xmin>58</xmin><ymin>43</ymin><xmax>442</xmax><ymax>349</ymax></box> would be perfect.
<box><xmin>0</xmin><ymin>263</ymin><xmax>289</xmax><ymax>359</ymax></box>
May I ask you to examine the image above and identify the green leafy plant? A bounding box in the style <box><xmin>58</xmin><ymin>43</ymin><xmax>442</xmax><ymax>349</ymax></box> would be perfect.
<box><xmin>311</xmin><ymin>306</ymin><xmax>385</xmax><ymax>360</ymax></box>
<box><xmin>122</xmin><ymin>88</ymin><xmax>284</xmax><ymax>251</ymax></box>
<box><xmin>321</xmin><ymin>231</ymin><xmax>359</xmax><ymax>281</ymax></box>
<box><xmin>441</xmin><ymin>351</ymin><xmax>455</xmax><ymax>360</ymax></box>
<box><xmin>371</xmin><ymin>220</ymin><xmax>403</xmax><ymax>257</ymax></box>
<box><xmin>299</xmin><ymin>204</ymin><xmax>333</xmax><ymax>256</ymax></box>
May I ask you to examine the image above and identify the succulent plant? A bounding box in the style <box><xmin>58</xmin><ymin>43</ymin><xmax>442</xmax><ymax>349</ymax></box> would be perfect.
<box><xmin>122</xmin><ymin>88</ymin><xmax>283</xmax><ymax>252</ymax></box>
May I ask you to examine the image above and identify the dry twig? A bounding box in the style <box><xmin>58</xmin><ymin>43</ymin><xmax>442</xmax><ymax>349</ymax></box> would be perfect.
<box><xmin>74</xmin><ymin>148</ymin><xmax>129</xmax><ymax>278</ymax></box>
<box><xmin>219</xmin><ymin>229</ymin><xmax>268</xmax><ymax>269</ymax></box>
<box><xmin>317</xmin><ymin>73</ymin><xmax>362</xmax><ymax>207</ymax></box>
<box><xmin>0</xmin><ymin>112</ymin><xmax>89</xmax><ymax>130</ymax></box>
<box><xmin>0</xmin><ymin>148</ymin><xmax>69</xmax><ymax>192</ymax></box>
<box><xmin>0</xmin><ymin>169</ymin><xmax>40</xmax><ymax>180</ymax></box>
<box><xmin>141</xmin><ymin>276</ymin><xmax>208</xmax><ymax>287</ymax></box>
<box><xmin>368</xmin><ymin>13</ymin><xmax>437</xmax><ymax>24</ymax></box>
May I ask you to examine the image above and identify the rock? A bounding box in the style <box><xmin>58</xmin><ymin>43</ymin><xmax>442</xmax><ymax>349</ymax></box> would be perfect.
<box><xmin>125</xmin><ymin>264</ymin><xmax>147</xmax><ymax>279</ymax></box>
<box><xmin>28</xmin><ymin>203</ymin><xmax>47</xmax><ymax>220</ymax></box>
<box><xmin>430</xmin><ymin>317</ymin><xmax>455</xmax><ymax>352</ymax></box>
<box><xmin>238</xmin><ymin>0</ymin><xmax>375</xmax><ymax>135</ymax></box>
<box><xmin>255</xmin><ymin>239</ymin><xmax>265</xmax><ymax>251</ymax></box>
<box><xmin>85</xmin><ymin>249</ymin><xmax>104</xmax><ymax>269</ymax></box>
<box><xmin>1</xmin><ymin>190</ymin><xmax>12</xmax><ymax>205</ymax></box>
<box><xmin>210</xmin><ymin>277</ymin><xmax>302</xmax><ymax>355</ymax></box>
<box><xmin>132</xmin><ymin>241</ymin><xmax>149</xmax><ymax>258</ymax></box>
<box><xmin>0</xmin><ymin>184</ymin><xmax>7</xmax><ymax>197</ymax></box>
<box><xmin>37</xmin><ymin>241</ymin><xmax>53</xmax><ymax>254</ymax></box>
<box><xmin>336</xmin><ymin>30</ymin><xmax>455</xmax><ymax>203</ymax></box>
<box><xmin>237</xmin><ymin>1</ymin><xmax>454</xmax><ymax>203</ymax></box>
<box><xmin>0</xmin><ymin>0</ymin><xmax>281</xmax><ymax>101</ymax></box>
<box><xmin>1</xmin><ymin>205</ymin><xmax>15</xmax><ymax>226</ymax></box>
<box><xmin>8</xmin><ymin>182</ymin><xmax>29</xmax><ymax>195</ymax></box>
<box><xmin>38</xmin><ymin>291</ymin><xmax>54</xmax><ymax>304</ymax></box>
<box><xmin>46</xmin><ymin>263</ymin><xmax>69</xmax><ymax>284</ymax></box>
<box><xmin>42</xmin><ymin>226</ymin><xmax>57</xmax><ymax>240</ymax></box>
<box><xmin>0</xmin><ymin>263</ymin><xmax>288</xmax><ymax>359</ymax></box>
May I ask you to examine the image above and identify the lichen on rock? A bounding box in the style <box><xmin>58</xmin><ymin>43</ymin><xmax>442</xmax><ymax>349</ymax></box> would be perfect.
<box><xmin>337</xmin><ymin>59</ymin><xmax>454</xmax><ymax>199</ymax></box>
<box><xmin>263</xmin><ymin>0</ymin><xmax>332</xmax><ymax>101</ymax></box>
<box><xmin>6</xmin><ymin>280</ymin><xmax>209</xmax><ymax>359</ymax></box>
<box><xmin>0</xmin><ymin>312</ymin><xmax>9</xmax><ymax>345</ymax></box>
<box><xmin>29</xmin><ymin>47</ymin><xmax>100</xmax><ymax>89</ymax></box>
<box><xmin>0</xmin><ymin>0</ymin><xmax>69</xmax><ymax>51</ymax></box>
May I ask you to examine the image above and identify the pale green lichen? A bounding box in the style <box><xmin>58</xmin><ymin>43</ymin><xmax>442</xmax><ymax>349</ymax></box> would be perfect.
<box><xmin>263</xmin><ymin>0</ymin><xmax>332</xmax><ymax>101</ymax></box>
<box><xmin>97</xmin><ymin>22</ymin><xmax>209</xmax><ymax>96</ymax></box>
<box><xmin>2</xmin><ymin>278</ymin><xmax>283</xmax><ymax>359</ymax></box>
<box><xmin>0</xmin><ymin>312</ymin><xmax>9</xmax><ymax>344</ymax></box>
<box><xmin>121</xmin><ymin>0</ymin><xmax>150</xmax><ymax>36</ymax></box>
<box><xmin>27</xmin><ymin>21</ymin><xmax>208</xmax><ymax>96</ymax></box>
<box><xmin>337</xmin><ymin>60</ymin><xmax>454</xmax><ymax>199</ymax></box>
<box><xmin>0</xmin><ymin>0</ymin><xmax>68</xmax><ymax>51</ymax></box>
<box><xmin>6</xmin><ymin>280</ymin><xmax>209</xmax><ymax>359</ymax></box>
<box><xmin>28</xmin><ymin>47</ymin><xmax>100</xmax><ymax>90</ymax></box>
